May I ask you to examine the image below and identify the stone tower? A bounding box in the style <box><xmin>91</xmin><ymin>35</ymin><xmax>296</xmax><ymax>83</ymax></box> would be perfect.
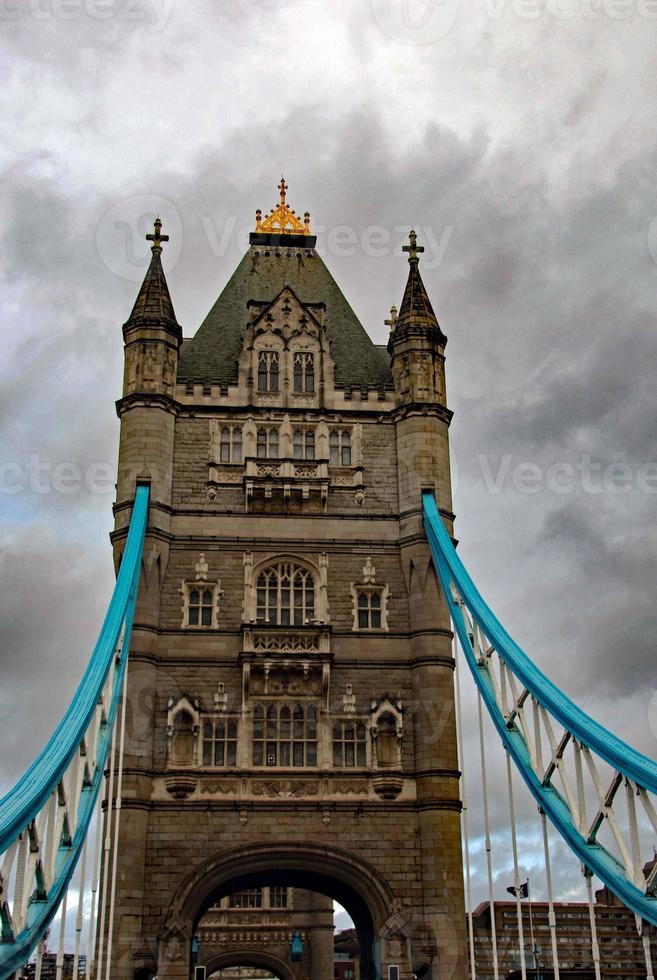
<box><xmin>109</xmin><ymin>182</ymin><xmax>466</xmax><ymax>980</ymax></box>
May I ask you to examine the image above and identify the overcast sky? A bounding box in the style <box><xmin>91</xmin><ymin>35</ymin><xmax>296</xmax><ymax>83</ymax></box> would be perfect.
<box><xmin>2</xmin><ymin>0</ymin><xmax>657</xmax><ymax>926</ymax></box>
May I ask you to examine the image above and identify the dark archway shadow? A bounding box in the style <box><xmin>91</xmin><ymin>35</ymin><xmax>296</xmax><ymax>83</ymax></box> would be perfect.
<box><xmin>163</xmin><ymin>841</ymin><xmax>394</xmax><ymax>980</ymax></box>
<box><xmin>204</xmin><ymin>948</ymin><xmax>293</xmax><ymax>980</ymax></box>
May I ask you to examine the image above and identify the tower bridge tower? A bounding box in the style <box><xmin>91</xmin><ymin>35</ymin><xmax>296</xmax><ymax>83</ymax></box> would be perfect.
<box><xmin>110</xmin><ymin>183</ymin><xmax>466</xmax><ymax>980</ymax></box>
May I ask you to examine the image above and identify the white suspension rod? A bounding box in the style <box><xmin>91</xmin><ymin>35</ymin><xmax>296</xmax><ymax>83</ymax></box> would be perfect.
<box><xmin>95</xmin><ymin>721</ymin><xmax>118</xmax><ymax>979</ymax></box>
<box><xmin>505</xmin><ymin>750</ymin><xmax>527</xmax><ymax>980</ymax></box>
<box><xmin>642</xmin><ymin>928</ymin><xmax>655</xmax><ymax>980</ymax></box>
<box><xmin>454</xmin><ymin>641</ymin><xmax>476</xmax><ymax>980</ymax></box>
<box><xmin>55</xmin><ymin>887</ymin><xmax>68</xmax><ymax>980</ymax></box>
<box><xmin>34</xmin><ymin>939</ymin><xmax>45</xmax><ymax>980</ymax></box>
<box><xmin>478</xmin><ymin>690</ymin><xmax>500</xmax><ymax>980</ymax></box>
<box><xmin>104</xmin><ymin>664</ymin><xmax>130</xmax><ymax>980</ymax></box>
<box><xmin>539</xmin><ymin>809</ymin><xmax>560</xmax><ymax>980</ymax></box>
<box><xmin>73</xmin><ymin>836</ymin><xmax>89</xmax><ymax>980</ymax></box>
<box><xmin>86</xmin><ymin>792</ymin><xmax>104</xmax><ymax>980</ymax></box>
<box><xmin>584</xmin><ymin>869</ymin><xmax>601</xmax><ymax>980</ymax></box>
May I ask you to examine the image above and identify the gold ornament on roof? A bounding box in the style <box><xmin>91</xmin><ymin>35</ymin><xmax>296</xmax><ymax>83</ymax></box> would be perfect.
<box><xmin>254</xmin><ymin>177</ymin><xmax>312</xmax><ymax>235</ymax></box>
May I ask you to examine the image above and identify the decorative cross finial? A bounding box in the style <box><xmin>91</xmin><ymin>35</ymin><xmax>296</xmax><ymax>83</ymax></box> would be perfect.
<box><xmin>255</xmin><ymin>179</ymin><xmax>312</xmax><ymax>235</ymax></box>
<box><xmin>146</xmin><ymin>217</ymin><xmax>169</xmax><ymax>253</ymax></box>
<box><xmin>278</xmin><ymin>175</ymin><xmax>288</xmax><ymax>206</ymax></box>
<box><xmin>384</xmin><ymin>305</ymin><xmax>398</xmax><ymax>332</ymax></box>
<box><xmin>402</xmin><ymin>228</ymin><xmax>424</xmax><ymax>263</ymax></box>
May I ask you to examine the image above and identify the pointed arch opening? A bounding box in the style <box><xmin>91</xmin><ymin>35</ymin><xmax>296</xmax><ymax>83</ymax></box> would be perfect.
<box><xmin>162</xmin><ymin>842</ymin><xmax>395</xmax><ymax>980</ymax></box>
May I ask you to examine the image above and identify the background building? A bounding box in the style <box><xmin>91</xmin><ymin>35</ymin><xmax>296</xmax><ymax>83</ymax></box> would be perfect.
<box><xmin>472</xmin><ymin>886</ymin><xmax>657</xmax><ymax>979</ymax></box>
<box><xmin>197</xmin><ymin>887</ymin><xmax>333</xmax><ymax>979</ymax></box>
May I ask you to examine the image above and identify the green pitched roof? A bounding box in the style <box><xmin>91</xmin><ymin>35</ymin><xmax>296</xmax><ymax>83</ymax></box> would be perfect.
<box><xmin>178</xmin><ymin>246</ymin><xmax>393</xmax><ymax>387</ymax></box>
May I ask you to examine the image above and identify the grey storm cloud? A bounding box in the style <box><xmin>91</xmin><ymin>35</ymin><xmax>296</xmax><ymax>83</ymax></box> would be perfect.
<box><xmin>2</xmin><ymin>0</ymin><xmax>657</xmax><ymax>911</ymax></box>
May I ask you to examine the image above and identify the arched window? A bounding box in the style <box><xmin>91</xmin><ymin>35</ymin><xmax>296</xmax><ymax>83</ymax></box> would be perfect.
<box><xmin>256</xmin><ymin>561</ymin><xmax>316</xmax><ymax>626</ymax></box>
<box><xmin>293</xmin><ymin>352</ymin><xmax>315</xmax><ymax>393</ymax></box>
<box><xmin>171</xmin><ymin>710</ymin><xmax>195</xmax><ymax>766</ymax></box>
<box><xmin>375</xmin><ymin>711</ymin><xmax>399</xmax><ymax>768</ymax></box>
<box><xmin>202</xmin><ymin>718</ymin><xmax>238</xmax><ymax>767</ymax></box>
<box><xmin>256</xmin><ymin>426</ymin><xmax>279</xmax><ymax>459</ymax></box>
<box><xmin>257</xmin><ymin>351</ymin><xmax>279</xmax><ymax>392</ymax></box>
<box><xmin>188</xmin><ymin>587</ymin><xmax>215</xmax><ymax>627</ymax></box>
<box><xmin>332</xmin><ymin>721</ymin><xmax>367</xmax><ymax>767</ymax></box>
<box><xmin>219</xmin><ymin>425</ymin><xmax>242</xmax><ymax>463</ymax></box>
<box><xmin>357</xmin><ymin>590</ymin><xmax>381</xmax><ymax>629</ymax></box>
<box><xmin>329</xmin><ymin>428</ymin><xmax>351</xmax><ymax>466</ymax></box>
<box><xmin>252</xmin><ymin>702</ymin><xmax>318</xmax><ymax>767</ymax></box>
<box><xmin>293</xmin><ymin>428</ymin><xmax>315</xmax><ymax>461</ymax></box>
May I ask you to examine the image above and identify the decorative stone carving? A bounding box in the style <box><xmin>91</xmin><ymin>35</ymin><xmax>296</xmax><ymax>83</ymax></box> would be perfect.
<box><xmin>343</xmin><ymin>684</ymin><xmax>356</xmax><ymax>714</ymax></box>
<box><xmin>195</xmin><ymin>553</ymin><xmax>209</xmax><ymax>581</ymax></box>
<box><xmin>332</xmin><ymin>779</ymin><xmax>369</xmax><ymax>795</ymax></box>
<box><xmin>370</xmin><ymin>694</ymin><xmax>404</xmax><ymax>799</ymax></box>
<box><xmin>253</xmin><ymin>631</ymin><xmax>321</xmax><ymax>654</ymax></box>
<box><xmin>214</xmin><ymin>681</ymin><xmax>228</xmax><ymax>712</ymax></box>
<box><xmin>199</xmin><ymin>778</ymin><xmax>239</xmax><ymax>795</ymax></box>
<box><xmin>164</xmin><ymin>774</ymin><xmax>197</xmax><ymax>799</ymax></box>
<box><xmin>251</xmin><ymin>780</ymin><xmax>319</xmax><ymax>798</ymax></box>
<box><xmin>249</xmin><ymin>664</ymin><xmax>322</xmax><ymax>697</ymax></box>
<box><xmin>163</xmin><ymin>348</ymin><xmax>176</xmax><ymax>395</ymax></box>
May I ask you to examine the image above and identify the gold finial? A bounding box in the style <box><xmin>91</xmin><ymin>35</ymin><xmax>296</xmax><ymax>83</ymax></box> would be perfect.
<box><xmin>402</xmin><ymin>228</ymin><xmax>424</xmax><ymax>263</ymax></box>
<box><xmin>146</xmin><ymin>217</ymin><xmax>169</xmax><ymax>253</ymax></box>
<box><xmin>384</xmin><ymin>305</ymin><xmax>398</xmax><ymax>332</ymax></box>
<box><xmin>254</xmin><ymin>179</ymin><xmax>312</xmax><ymax>235</ymax></box>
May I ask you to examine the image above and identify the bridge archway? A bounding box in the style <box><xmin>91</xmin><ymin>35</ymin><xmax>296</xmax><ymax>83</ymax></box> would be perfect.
<box><xmin>204</xmin><ymin>949</ymin><xmax>293</xmax><ymax>980</ymax></box>
<box><xmin>162</xmin><ymin>841</ymin><xmax>395</xmax><ymax>980</ymax></box>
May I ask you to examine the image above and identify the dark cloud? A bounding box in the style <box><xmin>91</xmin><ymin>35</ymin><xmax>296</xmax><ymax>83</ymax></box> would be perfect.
<box><xmin>2</xmin><ymin>0</ymin><xmax>657</xmax><ymax>912</ymax></box>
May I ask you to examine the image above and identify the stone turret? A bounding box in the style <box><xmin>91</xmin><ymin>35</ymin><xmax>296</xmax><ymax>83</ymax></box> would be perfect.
<box><xmin>388</xmin><ymin>228</ymin><xmax>447</xmax><ymax>408</ymax></box>
<box><xmin>112</xmin><ymin>220</ymin><xmax>182</xmax><ymax>844</ymax></box>
<box><xmin>117</xmin><ymin>218</ymin><xmax>181</xmax><ymax>505</ymax></box>
<box><xmin>388</xmin><ymin>231</ymin><xmax>464</xmax><ymax>975</ymax></box>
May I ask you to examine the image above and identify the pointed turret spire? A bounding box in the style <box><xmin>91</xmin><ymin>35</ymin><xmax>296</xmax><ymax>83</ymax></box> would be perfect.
<box><xmin>126</xmin><ymin>218</ymin><xmax>180</xmax><ymax>330</ymax></box>
<box><xmin>393</xmin><ymin>229</ymin><xmax>446</xmax><ymax>344</ymax></box>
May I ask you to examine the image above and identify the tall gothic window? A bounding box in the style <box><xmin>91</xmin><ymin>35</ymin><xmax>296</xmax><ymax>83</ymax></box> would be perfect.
<box><xmin>357</xmin><ymin>591</ymin><xmax>382</xmax><ymax>629</ymax></box>
<box><xmin>293</xmin><ymin>352</ymin><xmax>315</xmax><ymax>393</ymax></box>
<box><xmin>252</xmin><ymin>702</ymin><xmax>318</xmax><ymax>767</ymax></box>
<box><xmin>219</xmin><ymin>425</ymin><xmax>242</xmax><ymax>463</ymax></box>
<box><xmin>256</xmin><ymin>561</ymin><xmax>316</xmax><ymax>625</ymax></box>
<box><xmin>256</xmin><ymin>426</ymin><xmax>279</xmax><ymax>459</ymax></box>
<box><xmin>187</xmin><ymin>587</ymin><xmax>214</xmax><ymax>627</ymax></box>
<box><xmin>257</xmin><ymin>351</ymin><xmax>279</xmax><ymax>392</ymax></box>
<box><xmin>332</xmin><ymin>721</ymin><xmax>367</xmax><ymax>767</ymax></box>
<box><xmin>329</xmin><ymin>428</ymin><xmax>351</xmax><ymax>466</ymax></box>
<box><xmin>293</xmin><ymin>428</ymin><xmax>315</xmax><ymax>461</ymax></box>
<box><xmin>202</xmin><ymin>718</ymin><xmax>238</xmax><ymax>767</ymax></box>
<box><xmin>269</xmin><ymin>886</ymin><xmax>289</xmax><ymax>908</ymax></box>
